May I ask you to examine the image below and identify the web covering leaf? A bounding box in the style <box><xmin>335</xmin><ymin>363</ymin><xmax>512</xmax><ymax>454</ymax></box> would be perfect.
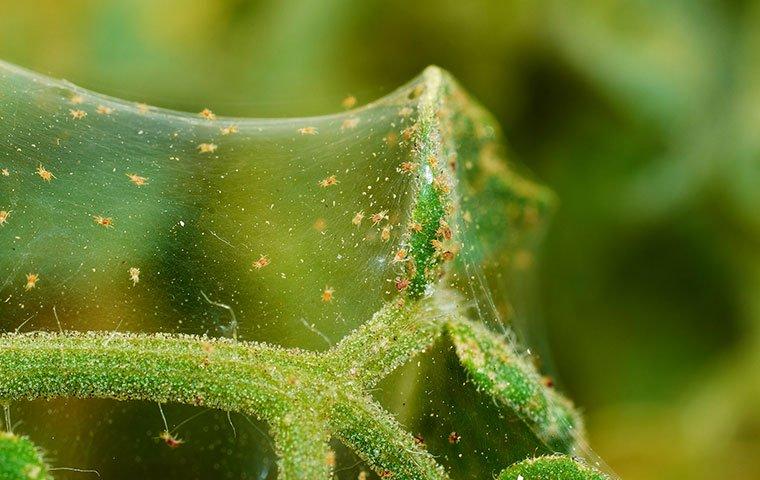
<box><xmin>0</xmin><ymin>61</ymin><xmax>611</xmax><ymax>479</ymax></box>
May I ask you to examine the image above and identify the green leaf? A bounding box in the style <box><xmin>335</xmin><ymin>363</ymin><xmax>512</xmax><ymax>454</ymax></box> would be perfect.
<box><xmin>447</xmin><ymin>317</ymin><xmax>583</xmax><ymax>452</ymax></box>
<box><xmin>498</xmin><ymin>455</ymin><xmax>609</xmax><ymax>480</ymax></box>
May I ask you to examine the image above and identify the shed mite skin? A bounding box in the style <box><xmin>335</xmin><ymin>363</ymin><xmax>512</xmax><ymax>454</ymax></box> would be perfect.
<box><xmin>128</xmin><ymin>267</ymin><xmax>140</xmax><ymax>286</ymax></box>
<box><xmin>25</xmin><ymin>273</ymin><xmax>39</xmax><ymax>291</ymax></box>
<box><xmin>35</xmin><ymin>165</ymin><xmax>55</xmax><ymax>182</ymax></box>
<box><xmin>0</xmin><ymin>210</ymin><xmax>9</xmax><ymax>226</ymax></box>
<box><xmin>69</xmin><ymin>94</ymin><xmax>84</xmax><ymax>105</ymax></box>
<box><xmin>351</xmin><ymin>211</ymin><xmax>364</xmax><ymax>226</ymax></box>
<box><xmin>1</xmin><ymin>168</ymin><xmax>9</xmax><ymax>176</ymax></box>
<box><xmin>220</xmin><ymin>125</ymin><xmax>238</xmax><ymax>135</ymax></box>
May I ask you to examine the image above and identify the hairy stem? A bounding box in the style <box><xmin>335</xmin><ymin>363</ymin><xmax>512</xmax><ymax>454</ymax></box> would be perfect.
<box><xmin>0</xmin><ymin>332</ymin><xmax>330</xmax><ymax>479</ymax></box>
<box><xmin>498</xmin><ymin>455</ymin><xmax>609</xmax><ymax>480</ymax></box>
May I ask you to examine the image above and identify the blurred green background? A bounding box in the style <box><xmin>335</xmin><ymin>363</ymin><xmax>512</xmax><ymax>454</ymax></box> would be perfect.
<box><xmin>1</xmin><ymin>0</ymin><xmax>758</xmax><ymax>478</ymax></box>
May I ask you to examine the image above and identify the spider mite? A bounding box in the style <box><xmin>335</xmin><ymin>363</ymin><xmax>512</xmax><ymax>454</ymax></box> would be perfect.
<box><xmin>380</xmin><ymin>225</ymin><xmax>392</xmax><ymax>242</ymax></box>
<box><xmin>413</xmin><ymin>433</ymin><xmax>425</xmax><ymax>446</ymax></box>
<box><xmin>36</xmin><ymin>165</ymin><xmax>55</xmax><ymax>182</ymax></box>
<box><xmin>432</xmin><ymin>176</ymin><xmax>450</xmax><ymax>194</ymax></box>
<box><xmin>395</xmin><ymin>277</ymin><xmax>410</xmax><ymax>291</ymax></box>
<box><xmin>341</xmin><ymin>117</ymin><xmax>359</xmax><ymax>130</ymax></box>
<box><xmin>325</xmin><ymin>450</ymin><xmax>336</xmax><ymax>468</ymax></box>
<box><xmin>252</xmin><ymin>255</ymin><xmax>270</xmax><ymax>269</ymax></box>
<box><xmin>352</xmin><ymin>211</ymin><xmax>364</xmax><ymax>226</ymax></box>
<box><xmin>128</xmin><ymin>267</ymin><xmax>140</xmax><ymax>286</ymax></box>
<box><xmin>409</xmin><ymin>221</ymin><xmax>423</xmax><ymax>233</ymax></box>
<box><xmin>197</xmin><ymin>143</ymin><xmax>218</xmax><ymax>154</ymax></box>
<box><xmin>96</xmin><ymin>105</ymin><xmax>114</xmax><ymax>115</ymax></box>
<box><xmin>392</xmin><ymin>249</ymin><xmax>407</xmax><ymax>263</ymax></box>
<box><xmin>126</xmin><ymin>173</ymin><xmax>148</xmax><ymax>186</ymax></box>
<box><xmin>399</xmin><ymin>162</ymin><xmax>418</xmax><ymax>174</ymax></box>
<box><xmin>93</xmin><ymin>215</ymin><xmax>114</xmax><ymax>228</ymax></box>
<box><xmin>313</xmin><ymin>218</ymin><xmax>327</xmax><ymax>231</ymax></box>
<box><xmin>25</xmin><ymin>273</ymin><xmax>39</xmax><ymax>291</ymax></box>
<box><xmin>136</xmin><ymin>103</ymin><xmax>150</xmax><ymax>114</ymax></box>
<box><xmin>436</xmin><ymin>220</ymin><xmax>452</xmax><ymax>240</ymax></box>
<box><xmin>298</xmin><ymin>126</ymin><xmax>318</xmax><ymax>135</ymax></box>
<box><xmin>448</xmin><ymin>431</ymin><xmax>461</xmax><ymax>444</ymax></box>
<box><xmin>220</xmin><ymin>125</ymin><xmax>239</xmax><ymax>135</ymax></box>
<box><xmin>319</xmin><ymin>175</ymin><xmax>338</xmax><ymax>187</ymax></box>
<box><xmin>159</xmin><ymin>430</ymin><xmax>184</xmax><ymax>448</ymax></box>
<box><xmin>385</xmin><ymin>132</ymin><xmax>398</xmax><ymax>148</ymax></box>
<box><xmin>199</xmin><ymin>108</ymin><xmax>216</xmax><ymax>120</ymax></box>
<box><xmin>0</xmin><ymin>210</ymin><xmax>9</xmax><ymax>226</ymax></box>
<box><xmin>370</xmin><ymin>210</ymin><xmax>388</xmax><ymax>226</ymax></box>
<box><xmin>401</xmin><ymin>125</ymin><xmax>417</xmax><ymax>141</ymax></box>
<box><xmin>69</xmin><ymin>109</ymin><xmax>87</xmax><ymax>119</ymax></box>
<box><xmin>398</xmin><ymin>106</ymin><xmax>413</xmax><ymax>117</ymax></box>
<box><xmin>341</xmin><ymin>95</ymin><xmax>357</xmax><ymax>109</ymax></box>
<box><xmin>321</xmin><ymin>286</ymin><xmax>334</xmax><ymax>303</ymax></box>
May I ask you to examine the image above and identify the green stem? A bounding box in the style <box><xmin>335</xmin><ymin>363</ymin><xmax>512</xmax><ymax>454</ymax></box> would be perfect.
<box><xmin>331</xmin><ymin>395</ymin><xmax>448</xmax><ymax>479</ymax></box>
<box><xmin>0</xmin><ymin>331</ymin><xmax>331</xmax><ymax>480</ymax></box>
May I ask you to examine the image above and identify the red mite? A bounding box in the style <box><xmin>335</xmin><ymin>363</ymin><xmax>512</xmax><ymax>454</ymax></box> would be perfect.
<box><xmin>159</xmin><ymin>431</ymin><xmax>184</xmax><ymax>448</ymax></box>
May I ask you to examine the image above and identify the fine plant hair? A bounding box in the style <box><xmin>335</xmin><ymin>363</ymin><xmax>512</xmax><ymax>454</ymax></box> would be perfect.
<box><xmin>0</xmin><ymin>61</ymin><xmax>610</xmax><ymax>479</ymax></box>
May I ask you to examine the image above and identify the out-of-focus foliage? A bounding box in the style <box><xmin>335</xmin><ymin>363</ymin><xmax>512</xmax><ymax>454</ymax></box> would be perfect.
<box><xmin>0</xmin><ymin>0</ymin><xmax>757</xmax><ymax>478</ymax></box>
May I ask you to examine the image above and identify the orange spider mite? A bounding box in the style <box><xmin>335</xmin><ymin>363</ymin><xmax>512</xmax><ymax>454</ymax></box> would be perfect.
<box><xmin>93</xmin><ymin>215</ymin><xmax>114</xmax><ymax>228</ymax></box>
